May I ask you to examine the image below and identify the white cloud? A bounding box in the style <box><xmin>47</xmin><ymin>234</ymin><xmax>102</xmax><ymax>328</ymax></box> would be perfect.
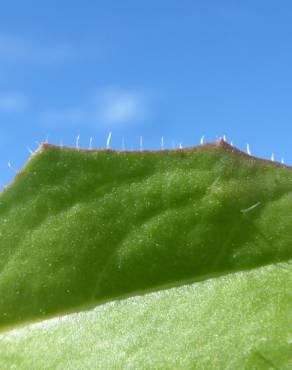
<box><xmin>0</xmin><ymin>34</ymin><xmax>74</xmax><ymax>64</ymax></box>
<box><xmin>41</xmin><ymin>87</ymin><xmax>151</xmax><ymax>128</ymax></box>
<box><xmin>93</xmin><ymin>87</ymin><xmax>148</xmax><ymax>125</ymax></box>
<box><xmin>0</xmin><ymin>92</ymin><xmax>28</xmax><ymax>113</ymax></box>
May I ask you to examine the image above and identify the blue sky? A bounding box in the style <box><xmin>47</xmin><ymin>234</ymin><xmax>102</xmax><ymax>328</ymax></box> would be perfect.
<box><xmin>1</xmin><ymin>1</ymin><xmax>292</xmax><ymax>187</ymax></box>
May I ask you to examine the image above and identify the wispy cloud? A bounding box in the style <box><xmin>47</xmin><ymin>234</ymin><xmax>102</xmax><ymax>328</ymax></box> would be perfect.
<box><xmin>0</xmin><ymin>34</ymin><xmax>74</xmax><ymax>64</ymax></box>
<box><xmin>93</xmin><ymin>87</ymin><xmax>149</xmax><ymax>125</ymax></box>
<box><xmin>0</xmin><ymin>92</ymin><xmax>28</xmax><ymax>113</ymax></box>
<box><xmin>41</xmin><ymin>87</ymin><xmax>151</xmax><ymax>128</ymax></box>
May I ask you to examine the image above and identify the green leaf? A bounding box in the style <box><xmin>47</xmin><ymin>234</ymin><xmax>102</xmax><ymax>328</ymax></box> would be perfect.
<box><xmin>1</xmin><ymin>263</ymin><xmax>291</xmax><ymax>369</ymax></box>
<box><xmin>0</xmin><ymin>141</ymin><xmax>291</xmax><ymax>368</ymax></box>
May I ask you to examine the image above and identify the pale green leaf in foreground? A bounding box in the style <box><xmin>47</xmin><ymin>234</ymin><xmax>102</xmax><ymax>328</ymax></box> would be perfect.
<box><xmin>1</xmin><ymin>262</ymin><xmax>291</xmax><ymax>369</ymax></box>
